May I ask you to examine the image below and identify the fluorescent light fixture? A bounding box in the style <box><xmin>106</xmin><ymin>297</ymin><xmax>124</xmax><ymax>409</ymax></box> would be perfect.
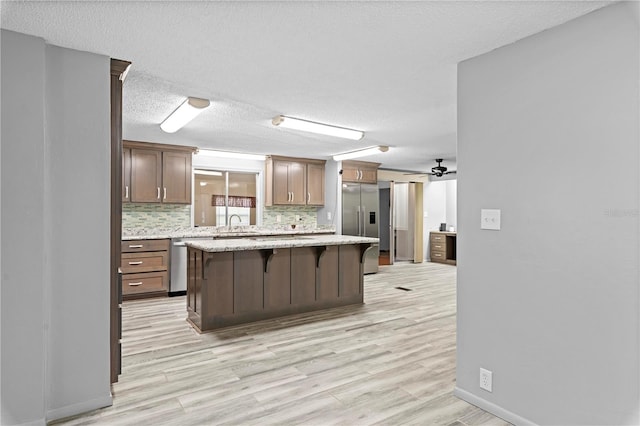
<box><xmin>194</xmin><ymin>170</ymin><xmax>223</xmax><ymax>176</ymax></box>
<box><xmin>196</xmin><ymin>149</ymin><xmax>266</xmax><ymax>161</ymax></box>
<box><xmin>272</xmin><ymin>115</ymin><xmax>364</xmax><ymax>141</ymax></box>
<box><xmin>333</xmin><ymin>146</ymin><xmax>389</xmax><ymax>161</ymax></box>
<box><xmin>160</xmin><ymin>97</ymin><xmax>210</xmax><ymax>133</ymax></box>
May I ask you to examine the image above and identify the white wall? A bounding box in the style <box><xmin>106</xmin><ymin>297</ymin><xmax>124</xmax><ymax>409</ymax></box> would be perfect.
<box><xmin>456</xmin><ymin>3</ymin><xmax>639</xmax><ymax>425</ymax></box>
<box><xmin>445</xmin><ymin>180</ymin><xmax>457</xmax><ymax>230</ymax></box>
<box><xmin>1</xmin><ymin>30</ymin><xmax>112</xmax><ymax>425</ymax></box>
<box><xmin>423</xmin><ymin>179</ymin><xmax>457</xmax><ymax>260</ymax></box>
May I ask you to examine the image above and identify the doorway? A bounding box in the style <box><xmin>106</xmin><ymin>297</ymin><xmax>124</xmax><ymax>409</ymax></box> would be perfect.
<box><xmin>378</xmin><ymin>182</ymin><xmax>392</xmax><ymax>265</ymax></box>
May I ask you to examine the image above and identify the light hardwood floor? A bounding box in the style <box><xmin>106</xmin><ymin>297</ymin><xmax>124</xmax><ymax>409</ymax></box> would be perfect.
<box><xmin>53</xmin><ymin>261</ymin><xmax>510</xmax><ymax>426</ymax></box>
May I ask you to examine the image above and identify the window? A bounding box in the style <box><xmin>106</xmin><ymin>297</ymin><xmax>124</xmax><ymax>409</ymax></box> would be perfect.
<box><xmin>194</xmin><ymin>170</ymin><xmax>258</xmax><ymax>227</ymax></box>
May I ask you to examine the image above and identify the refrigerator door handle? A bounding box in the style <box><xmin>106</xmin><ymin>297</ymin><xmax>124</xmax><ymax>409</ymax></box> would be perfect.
<box><xmin>356</xmin><ymin>206</ymin><xmax>360</xmax><ymax>236</ymax></box>
<box><xmin>362</xmin><ymin>205</ymin><xmax>366</xmax><ymax>236</ymax></box>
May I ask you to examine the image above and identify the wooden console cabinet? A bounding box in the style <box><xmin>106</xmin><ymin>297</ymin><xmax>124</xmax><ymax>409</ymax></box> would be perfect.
<box><xmin>430</xmin><ymin>231</ymin><xmax>456</xmax><ymax>265</ymax></box>
<box><xmin>121</xmin><ymin>239</ymin><xmax>170</xmax><ymax>299</ymax></box>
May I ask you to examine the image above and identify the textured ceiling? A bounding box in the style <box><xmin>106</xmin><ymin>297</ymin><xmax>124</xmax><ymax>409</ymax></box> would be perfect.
<box><xmin>1</xmin><ymin>1</ymin><xmax>611</xmax><ymax>173</ymax></box>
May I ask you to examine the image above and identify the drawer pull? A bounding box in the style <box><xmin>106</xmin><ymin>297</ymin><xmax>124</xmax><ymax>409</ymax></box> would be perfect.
<box><xmin>434</xmin><ymin>245</ymin><xmax>442</xmax><ymax>249</ymax></box>
<box><xmin>128</xmin><ymin>244</ymin><xmax>143</xmax><ymax>248</ymax></box>
<box><xmin>128</xmin><ymin>261</ymin><xmax>143</xmax><ymax>265</ymax></box>
<box><xmin>128</xmin><ymin>282</ymin><xmax>143</xmax><ymax>286</ymax></box>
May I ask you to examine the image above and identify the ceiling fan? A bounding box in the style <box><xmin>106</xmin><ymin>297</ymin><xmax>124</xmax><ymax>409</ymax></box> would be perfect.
<box><xmin>404</xmin><ymin>158</ymin><xmax>457</xmax><ymax>178</ymax></box>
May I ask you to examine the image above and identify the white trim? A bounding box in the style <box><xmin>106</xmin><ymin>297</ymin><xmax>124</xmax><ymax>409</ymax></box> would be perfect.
<box><xmin>46</xmin><ymin>394</ymin><xmax>112</xmax><ymax>423</ymax></box>
<box><xmin>453</xmin><ymin>387</ymin><xmax>537</xmax><ymax>426</ymax></box>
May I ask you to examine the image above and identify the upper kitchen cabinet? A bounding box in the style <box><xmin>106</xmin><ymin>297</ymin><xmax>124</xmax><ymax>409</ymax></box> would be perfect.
<box><xmin>306</xmin><ymin>162</ymin><xmax>325</xmax><ymax>206</ymax></box>
<box><xmin>122</xmin><ymin>147</ymin><xmax>131</xmax><ymax>202</ymax></box>
<box><xmin>341</xmin><ymin>160</ymin><xmax>380</xmax><ymax>184</ymax></box>
<box><xmin>124</xmin><ymin>141</ymin><xmax>196</xmax><ymax>204</ymax></box>
<box><xmin>163</xmin><ymin>151</ymin><xmax>192</xmax><ymax>203</ymax></box>
<box><xmin>265</xmin><ymin>156</ymin><xmax>326</xmax><ymax>206</ymax></box>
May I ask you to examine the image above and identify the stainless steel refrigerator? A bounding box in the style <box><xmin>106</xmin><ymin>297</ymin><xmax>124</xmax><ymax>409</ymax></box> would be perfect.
<box><xmin>342</xmin><ymin>183</ymin><xmax>379</xmax><ymax>274</ymax></box>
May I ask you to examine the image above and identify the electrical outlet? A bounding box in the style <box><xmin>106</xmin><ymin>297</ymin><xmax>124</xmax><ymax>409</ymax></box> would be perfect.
<box><xmin>276</xmin><ymin>215</ymin><xmax>281</xmax><ymax>223</ymax></box>
<box><xmin>295</xmin><ymin>214</ymin><xmax>301</xmax><ymax>221</ymax></box>
<box><xmin>327</xmin><ymin>212</ymin><xmax>332</xmax><ymax>221</ymax></box>
<box><xmin>480</xmin><ymin>368</ymin><xmax>493</xmax><ymax>392</ymax></box>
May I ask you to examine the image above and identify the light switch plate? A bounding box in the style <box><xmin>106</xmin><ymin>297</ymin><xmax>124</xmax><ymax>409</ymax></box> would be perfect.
<box><xmin>481</xmin><ymin>209</ymin><xmax>501</xmax><ymax>230</ymax></box>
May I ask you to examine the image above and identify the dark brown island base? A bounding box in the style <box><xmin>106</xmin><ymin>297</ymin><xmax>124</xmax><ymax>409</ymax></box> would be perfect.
<box><xmin>185</xmin><ymin>235</ymin><xmax>379</xmax><ymax>332</ymax></box>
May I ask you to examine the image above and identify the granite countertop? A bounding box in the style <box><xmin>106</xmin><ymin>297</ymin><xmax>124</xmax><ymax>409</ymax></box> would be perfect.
<box><xmin>122</xmin><ymin>225</ymin><xmax>336</xmax><ymax>240</ymax></box>
<box><xmin>185</xmin><ymin>234</ymin><xmax>379</xmax><ymax>253</ymax></box>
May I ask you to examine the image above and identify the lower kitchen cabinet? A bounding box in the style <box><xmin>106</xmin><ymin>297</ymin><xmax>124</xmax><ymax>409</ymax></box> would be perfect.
<box><xmin>121</xmin><ymin>239</ymin><xmax>170</xmax><ymax>299</ymax></box>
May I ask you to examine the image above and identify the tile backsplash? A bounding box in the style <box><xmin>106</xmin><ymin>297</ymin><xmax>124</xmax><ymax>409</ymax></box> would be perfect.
<box><xmin>263</xmin><ymin>206</ymin><xmax>318</xmax><ymax>226</ymax></box>
<box><xmin>123</xmin><ymin>203</ymin><xmax>317</xmax><ymax>229</ymax></box>
<box><xmin>123</xmin><ymin>203</ymin><xmax>191</xmax><ymax>228</ymax></box>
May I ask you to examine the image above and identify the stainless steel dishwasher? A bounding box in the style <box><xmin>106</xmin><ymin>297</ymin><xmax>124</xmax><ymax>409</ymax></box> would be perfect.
<box><xmin>171</xmin><ymin>238</ymin><xmax>210</xmax><ymax>294</ymax></box>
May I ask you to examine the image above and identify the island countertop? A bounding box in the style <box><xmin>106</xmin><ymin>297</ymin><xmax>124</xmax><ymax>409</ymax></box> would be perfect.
<box><xmin>122</xmin><ymin>225</ymin><xmax>336</xmax><ymax>240</ymax></box>
<box><xmin>185</xmin><ymin>234</ymin><xmax>379</xmax><ymax>252</ymax></box>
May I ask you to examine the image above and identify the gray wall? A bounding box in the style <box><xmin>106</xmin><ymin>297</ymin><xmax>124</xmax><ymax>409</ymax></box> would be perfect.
<box><xmin>1</xmin><ymin>30</ymin><xmax>112</xmax><ymax>425</ymax></box>
<box><xmin>317</xmin><ymin>159</ymin><xmax>340</xmax><ymax>232</ymax></box>
<box><xmin>456</xmin><ymin>3</ymin><xmax>639</xmax><ymax>425</ymax></box>
<box><xmin>44</xmin><ymin>45</ymin><xmax>111</xmax><ymax>419</ymax></box>
<box><xmin>1</xmin><ymin>29</ymin><xmax>47</xmax><ymax>426</ymax></box>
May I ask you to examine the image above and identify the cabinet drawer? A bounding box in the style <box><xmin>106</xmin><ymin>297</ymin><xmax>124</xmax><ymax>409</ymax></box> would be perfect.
<box><xmin>430</xmin><ymin>251</ymin><xmax>446</xmax><ymax>261</ymax></box>
<box><xmin>121</xmin><ymin>251</ymin><xmax>168</xmax><ymax>274</ymax></box>
<box><xmin>430</xmin><ymin>233</ymin><xmax>446</xmax><ymax>243</ymax></box>
<box><xmin>430</xmin><ymin>242</ymin><xmax>446</xmax><ymax>253</ymax></box>
<box><xmin>122</xmin><ymin>272</ymin><xmax>167</xmax><ymax>296</ymax></box>
<box><xmin>122</xmin><ymin>239</ymin><xmax>170</xmax><ymax>253</ymax></box>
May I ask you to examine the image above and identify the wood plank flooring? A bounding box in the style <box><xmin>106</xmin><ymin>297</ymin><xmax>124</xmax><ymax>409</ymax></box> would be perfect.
<box><xmin>52</xmin><ymin>262</ymin><xmax>510</xmax><ymax>426</ymax></box>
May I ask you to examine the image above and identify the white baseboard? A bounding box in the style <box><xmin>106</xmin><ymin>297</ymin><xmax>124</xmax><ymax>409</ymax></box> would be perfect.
<box><xmin>46</xmin><ymin>394</ymin><xmax>112</xmax><ymax>423</ymax></box>
<box><xmin>13</xmin><ymin>418</ymin><xmax>45</xmax><ymax>426</ymax></box>
<box><xmin>454</xmin><ymin>386</ymin><xmax>537</xmax><ymax>426</ymax></box>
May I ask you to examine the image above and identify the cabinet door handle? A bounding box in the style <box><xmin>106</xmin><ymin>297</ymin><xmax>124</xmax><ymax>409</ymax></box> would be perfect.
<box><xmin>308</xmin><ymin>192</ymin><xmax>311</xmax><ymax>203</ymax></box>
<box><xmin>128</xmin><ymin>282</ymin><xmax>143</xmax><ymax>286</ymax></box>
<box><xmin>157</xmin><ymin>187</ymin><xmax>161</xmax><ymax>199</ymax></box>
<box><xmin>125</xmin><ymin>185</ymin><xmax>129</xmax><ymax>199</ymax></box>
<box><xmin>163</xmin><ymin>187</ymin><xmax>167</xmax><ymax>200</ymax></box>
<box><xmin>128</xmin><ymin>244</ymin><xmax>143</xmax><ymax>248</ymax></box>
<box><xmin>128</xmin><ymin>261</ymin><xmax>143</xmax><ymax>265</ymax></box>
<box><xmin>291</xmin><ymin>192</ymin><xmax>294</xmax><ymax>202</ymax></box>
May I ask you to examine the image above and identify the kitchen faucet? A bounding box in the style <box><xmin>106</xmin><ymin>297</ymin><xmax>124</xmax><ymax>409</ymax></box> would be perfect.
<box><xmin>228</xmin><ymin>214</ymin><xmax>242</xmax><ymax>226</ymax></box>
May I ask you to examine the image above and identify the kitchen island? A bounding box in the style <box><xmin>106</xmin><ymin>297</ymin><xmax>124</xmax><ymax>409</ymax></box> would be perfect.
<box><xmin>185</xmin><ymin>234</ymin><xmax>378</xmax><ymax>332</ymax></box>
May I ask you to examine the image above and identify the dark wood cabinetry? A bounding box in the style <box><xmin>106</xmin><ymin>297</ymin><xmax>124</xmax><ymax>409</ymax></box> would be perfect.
<box><xmin>131</xmin><ymin>148</ymin><xmax>162</xmax><ymax>202</ymax></box>
<box><xmin>429</xmin><ymin>232</ymin><xmax>456</xmax><ymax>265</ymax></box>
<box><xmin>121</xmin><ymin>239</ymin><xmax>170</xmax><ymax>299</ymax></box>
<box><xmin>123</xmin><ymin>141</ymin><xmax>195</xmax><ymax>204</ymax></box>
<box><xmin>122</xmin><ymin>147</ymin><xmax>131</xmax><ymax>202</ymax></box>
<box><xmin>341</xmin><ymin>160</ymin><xmax>380</xmax><ymax>184</ymax></box>
<box><xmin>187</xmin><ymin>243</ymin><xmax>372</xmax><ymax>332</ymax></box>
<box><xmin>272</xmin><ymin>160</ymin><xmax>306</xmax><ymax>205</ymax></box>
<box><xmin>162</xmin><ymin>151</ymin><xmax>192</xmax><ymax>203</ymax></box>
<box><xmin>265</xmin><ymin>155</ymin><xmax>326</xmax><ymax>206</ymax></box>
<box><xmin>306</xmin><ymin>162</ymin><xmax>325</xmax><ymax>206</ymax></box>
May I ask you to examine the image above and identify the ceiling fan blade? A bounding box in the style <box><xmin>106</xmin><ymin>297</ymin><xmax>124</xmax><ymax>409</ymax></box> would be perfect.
<box><xmin>445</xmin><ymin>170</ymin><xmax>457</xmax><ymax>175</ymax></box>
